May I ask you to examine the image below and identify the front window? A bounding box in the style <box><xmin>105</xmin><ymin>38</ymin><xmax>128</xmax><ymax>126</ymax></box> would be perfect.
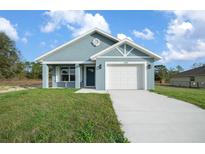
<box><xmin>61</xmin><ymin>66</ymin><xmax>75</xmax><ymax>82</ymax></box>
<box><xmin>190</xmin><ymin>76</ymin><xmax>195</xmax><ymax>81</ymax></box>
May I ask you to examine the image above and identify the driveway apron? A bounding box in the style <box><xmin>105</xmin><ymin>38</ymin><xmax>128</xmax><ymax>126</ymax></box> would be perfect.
<box><xmin>109</xmin><ymin>90</ymin><xmax>205</xmax><ymax>143</ymax></box>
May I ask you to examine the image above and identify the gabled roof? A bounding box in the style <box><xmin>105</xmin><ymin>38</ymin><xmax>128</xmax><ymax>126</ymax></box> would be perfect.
<box><xmin>90</xmin><ymin>38</ymin><xmax>161</xmax><ymax>60</ymax></box>
<box><xmin>173</xmin><ymin>65</ymin><xmax>205</xmax><ymax>78</ymax></box>
<box><xmin>35</xmin><ymin>28</ymin><xmax>120</xmax><ymax>62</ymax></box>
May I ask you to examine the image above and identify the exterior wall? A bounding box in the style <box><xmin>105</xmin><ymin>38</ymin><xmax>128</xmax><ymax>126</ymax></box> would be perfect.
<box><xmin>170</xmin><ymin>77</ymin><xmax>191</xmax><ymax>87</ymax></box>
<box><xmin>195</xmin><ymin>76</ymin><xmax>205</xmax><ymax>82</ymax></box>
<box><xmin>171</xmin><ymin>76</ymin><xmax>205</xmax><ymax>88</ymax></box>
<box><xmin>43</xmin><ymin>33</ymin><xmax>117</xmax><ymax>62</ymax></box>
<box><xmin>95</xmin><ymin>57</ymin><xmax>154</xmax><ymax>90</ymax></box>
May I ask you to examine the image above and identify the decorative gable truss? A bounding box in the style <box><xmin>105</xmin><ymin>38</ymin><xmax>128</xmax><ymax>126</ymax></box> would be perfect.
<box><xmin>115</xmin><ymin>44</ymin><xmax>136</xmax><ymax>57</ymax></box>
<box><xmin>90</xmin><ymin>39</ymin><xmax>161</xmax><ymax>60</ymax></box>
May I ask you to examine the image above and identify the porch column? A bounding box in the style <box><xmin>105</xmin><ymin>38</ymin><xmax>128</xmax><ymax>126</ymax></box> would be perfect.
<box><xmin>52</xmin><ymin>66</ymin><xmax>56</xmax><ymax>88</ymax></box>
<box><xmin>42</xmin><ymin>64</ymin><xmax>49</xmax><ymax>88</ymax></box>
<box><xmin>75</xmin><ymin>64</ymin><xmax>80</xmax><ymax>88</ymax></box>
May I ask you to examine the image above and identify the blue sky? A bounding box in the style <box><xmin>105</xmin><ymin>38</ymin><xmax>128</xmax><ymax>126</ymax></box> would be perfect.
<box><xmin>0</xmin><ymin>10</ymin><xmax>205</xmax><ymax>70</ymax></box>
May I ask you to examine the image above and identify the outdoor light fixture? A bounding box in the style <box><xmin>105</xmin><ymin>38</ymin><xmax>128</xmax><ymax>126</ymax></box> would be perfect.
<box><xmin>97</xmin><ymin>64</ymin><xmax>102</xmax><ymax>70</ymax></box>
<box><xmin>147</xmin><ymin>64</ymin><xmax>151</xmax><ymax>69</ymax></box>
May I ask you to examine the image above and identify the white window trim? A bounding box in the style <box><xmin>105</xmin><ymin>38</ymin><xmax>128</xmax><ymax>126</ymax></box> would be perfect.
<box><xmin>105</xmin><ymin>61</ymin><xmax>147</xmax><ymax>90</ymax></box>
<box><xmin>60</xmin><ymin>66</ymin><xmax>75</xmax><ymax>82</ymax></box>
<box><xmin>84</xmin><ymin>65</ymin><xmax>96</xmax><ymax>87</ymax></box>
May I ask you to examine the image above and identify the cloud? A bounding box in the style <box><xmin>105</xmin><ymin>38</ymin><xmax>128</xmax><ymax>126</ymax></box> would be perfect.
<box><xmin>132</xmin><ymin>28</ymin><xmax>154</xmax><ymax>40</ymax></box>
<box><xmin>21</xmin><ymin>37</ymin><xmax>28</xmax><ymax>44</ymax></box>
<box><xmin>0</xmin><ymin>17</ymin><xmax>19</xmax><ymax>41</ymax></box>
<box><xmin>21</xmin><ymin>31</ymin><xmax>32</xmax><ymax>44</ymax></box>
<box><xmin>117</xmin><ymin>33</ymin><xmax>133</xmax><ymax>41</ymax></box>
<box><xmin>161</xmin><ymin>11</ymin><xmax>205</xmax><ymax>62</ymax></box>
<box><xmin>41</xmin><ymin>11</ymin><xmax>110</xmax><ymax>37</ymax></box>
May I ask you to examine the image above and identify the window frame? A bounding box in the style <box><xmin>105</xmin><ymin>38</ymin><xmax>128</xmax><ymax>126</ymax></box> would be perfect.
<box><xmin>60</xmin><ymin>66</ymin><xmax>75</xmax><ymax>82</ymax></box>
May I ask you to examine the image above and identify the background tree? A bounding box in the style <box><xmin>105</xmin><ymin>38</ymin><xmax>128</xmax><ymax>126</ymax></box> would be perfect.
<box><xmin>154</xmin><ymin>65</ymin><xmax>168</xmax><ymax>83</ymax></box>
<box><xmin>0</xmin><ymin>32</ymin><xmax>23</xmax><ymax>79</ymax></box>
<box><xmin>192</xmin><ymin>62</ymin><xmax>205</xmax><ymax>68</ymax></box>
<box><xmin>175</xmin><ymin>65</ymin><xmax>184</xmax><ymax>72</ymax></box>
<box><xmin>30</xmin><ymin>62</ymin><xmax>42</xmax><ymax>79</ymax></box>
<box><xmin>23</xmin><ymin>61</ymin><xmax>42</xmax><ymax>79</ymax></box>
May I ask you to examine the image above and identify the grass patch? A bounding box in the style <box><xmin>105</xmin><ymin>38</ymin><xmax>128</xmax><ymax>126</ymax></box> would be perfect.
<box><xmin>0</xmin><ymin>89</ymin><xmax>127</xmax><ymax>143</ymax></box>
<box><xmin>152</xmin><ymin>86</ymin><xmax>205</xmax><ymax>109</ymax></box>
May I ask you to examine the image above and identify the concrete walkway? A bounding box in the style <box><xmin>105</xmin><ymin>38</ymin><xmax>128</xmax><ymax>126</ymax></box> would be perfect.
<box><xmin>75</xmin><ymin>88</ymin><xmax>108</xmax><ymax>94</ymax></box>
<box><xmin>109</xmin><ymin>90</ymin><xmax>205</xmax><ymax>143</ymax></box>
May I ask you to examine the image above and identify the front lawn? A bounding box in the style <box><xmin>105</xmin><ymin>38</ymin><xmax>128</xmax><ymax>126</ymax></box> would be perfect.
<box><xmin>0</xmin><ymin>89</ymin><xmax>127</xmax><ymax>143</ymax></box>
<box><xmin>152</xmin><ymin>86</ymin><xmax>205</xmax><ymax>109</ymax></box>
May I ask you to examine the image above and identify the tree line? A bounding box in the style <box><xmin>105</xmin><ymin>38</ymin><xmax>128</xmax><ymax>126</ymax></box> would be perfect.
<box><xmin>0</xmin><ymin>32</ymin><xmax>42</xmax><ymax>80</ymax></box>
<box><xmin>155</xmin><ymin>63</ymin><xmax>205</xmax><ymax>83</ymax></box>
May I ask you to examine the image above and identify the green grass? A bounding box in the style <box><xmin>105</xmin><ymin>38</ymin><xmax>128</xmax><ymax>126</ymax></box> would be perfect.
<box><xmin>0</xmin><ymin>89</ymin><xmax>127</xmax><ymax>143</ymax></box>
<box><xmin>152</xmin><ymin>86</ymin><xmax>205</xmax><ymax>109</ymax></box>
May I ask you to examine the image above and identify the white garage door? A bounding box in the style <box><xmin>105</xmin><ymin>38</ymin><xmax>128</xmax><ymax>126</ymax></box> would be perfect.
<box><xmin>106</xmin><ymin>64</ymin><xmax>145</xmax><ymax>90</ymax></box>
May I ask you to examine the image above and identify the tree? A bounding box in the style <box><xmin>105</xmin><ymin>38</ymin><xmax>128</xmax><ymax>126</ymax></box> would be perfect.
<box><xmin>192</xmin><ymin>62</ymin><xmax>205</xmax><ymax>68</ymax></box>
<box><xmin>30</xmin><ymin>62</ymin><xmax>42</xmax><ymax>79</ymax></box>
<box><xmin>154</xmin><ymin>65</ymin><xmax>168</xmax><ymax>83</ymax></box>
<box><xmin>0</xmin><ymin>32</ymin><xmax>22</xmax><ymax>79</ymax></box>
<box><xmin>175</xmin><ymin>65</ymin><xmax>184</xmax><ymax>72</ymax></box>
<box><xmin>23</xmin><ymin>61</ymin><xmax>42</xmax><ymax>79</ymax></box>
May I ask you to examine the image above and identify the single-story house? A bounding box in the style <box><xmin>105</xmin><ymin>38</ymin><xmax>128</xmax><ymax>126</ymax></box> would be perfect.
<box><xmin>35</xmin><ymin>28</ymin><xmax>161</xmax><ymax>90</ymax></box>
<box><xmin>170</xmin><ymin>65</ymin><xmax>205</xmax><ymax>88</ymax></box>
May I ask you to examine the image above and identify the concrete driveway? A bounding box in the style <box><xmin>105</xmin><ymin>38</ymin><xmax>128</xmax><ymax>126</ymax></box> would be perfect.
<box><xmin>109</xmin><ymin>90</ymin><xmax>205</xmax><ymax>143</ymax></box>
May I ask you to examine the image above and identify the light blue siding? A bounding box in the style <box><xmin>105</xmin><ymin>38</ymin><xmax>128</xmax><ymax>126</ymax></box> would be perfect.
<box><xmin>43</xmin><ymin>33</ymin><xmax>117</xmax><ymax>62</ymax></box>
<box><xmin>103</xmin><ymin>48</ymin><xmax>123</xmax><ymax>56</ymax></box>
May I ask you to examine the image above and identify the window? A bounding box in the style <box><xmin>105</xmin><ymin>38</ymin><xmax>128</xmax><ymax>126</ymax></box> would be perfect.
<box><xmin>190</xmin><ymin>76</ymin><xmax>195</xmax><ymax>81</ymax></box>
<box><xmin>70</xmin><ymin>67</ymin><xmax>75</xmax><ymax>81</ymax></box>
<box><xmin>61</xmin><ymin>66</ymin><xmax>75</xmax><ymax>82</ymax></box>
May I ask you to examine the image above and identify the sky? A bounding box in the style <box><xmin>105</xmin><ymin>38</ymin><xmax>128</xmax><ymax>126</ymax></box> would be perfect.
<box><xmin>0</xmin><ymin>10</ymin><xmax>205</xmax><ymax>70</ymax></box>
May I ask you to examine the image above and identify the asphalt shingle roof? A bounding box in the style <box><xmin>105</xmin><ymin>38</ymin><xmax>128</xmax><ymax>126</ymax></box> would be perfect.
<box><xmin>173</xmin><ymin>65</ymin><xmax>205</xmax><ymax>78</ymax></box>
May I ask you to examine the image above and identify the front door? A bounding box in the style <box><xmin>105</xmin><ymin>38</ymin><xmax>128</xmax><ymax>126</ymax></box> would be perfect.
<box><xmin>86</xmin><ymin>67</ymin><xmax>95</xmax><ymax>87</ymax></box>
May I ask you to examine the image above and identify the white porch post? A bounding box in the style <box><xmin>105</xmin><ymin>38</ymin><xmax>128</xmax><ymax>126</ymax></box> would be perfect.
<box><xmin>51</xmin><ymin>66</ymin><xmax>56</xmax><ymax>88</ymax></box>
<box><xmin>75</xmin><ymin>64</ymin><xmax>80</xmax><ymax>88</ymax></box>
<box><xmin>42</xmin><ymin>64</ymin><xmax>49</xmax><ymax>88</ymax></box>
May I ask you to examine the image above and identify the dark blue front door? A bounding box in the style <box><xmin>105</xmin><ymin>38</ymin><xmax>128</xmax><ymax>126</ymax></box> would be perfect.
<box><xmin>86</xmin><ymin>67</ymin><xmax>95</xmax><ymax>86</ymax></box>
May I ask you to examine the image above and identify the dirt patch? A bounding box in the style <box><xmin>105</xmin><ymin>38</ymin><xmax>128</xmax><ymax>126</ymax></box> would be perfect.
<box><xmin>0</xmin><ymin>86</ymin><xmax>36</xmax><ymax>93</ymax></box>
<box><xmin>0</xmin><ymin>79</ymin><xmax>42</xmax><ymax>88</ymax></box>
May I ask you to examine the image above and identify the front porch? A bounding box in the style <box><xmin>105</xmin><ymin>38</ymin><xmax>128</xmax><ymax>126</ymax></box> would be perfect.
<box><xmin>42</xmin><ymin>63</ymin><xmax>96</xmax><ymax>89</ymax></box>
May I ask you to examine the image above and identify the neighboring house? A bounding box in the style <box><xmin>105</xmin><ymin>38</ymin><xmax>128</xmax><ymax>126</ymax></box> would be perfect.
<box><xmin>170</xmin><ymin>65</ymin><xmax>205</xmax><ymax>88</ymax></box>
<box><xmin>35</xmin><ymin>28</ymin><xmax>161</xmax><ymax>90</ymax></box>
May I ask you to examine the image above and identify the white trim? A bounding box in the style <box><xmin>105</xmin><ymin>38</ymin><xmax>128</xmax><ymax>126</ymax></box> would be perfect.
<box><xmin>35</xmin><ymin>27</ymin><xmax>119</xmax><ymax>62</ymax></box>
<box><xmin>90</xmin><ymin>39</ymin><xmax>161</xmax><ymax>60</ymax></box>
<box><xmin>84</xmin><ymin>65</ymin><xmax>96</xmax><ymax>88</ymax></box>
<box><xmin>144</xmin><ymin>62</ymin><xmax>147</xmax><ymax>90</ymax></box>
<box><xmin>42</xmin><ymin>61</ymin><xmax>95</xmax><ymax>64</ymax></box>
<box><xmin>126</xmin><ymin>47</ymin><xmax>134</xmax><ymax>56</ymax></box>
<box><xmin>115</xmin><ymin>47</ymin><xmax>124</xmax><ymax>56</ymax></box>
<box><xmin>90</xmin><ymin>41</ymin><xmax>123</xmax><ymax>60</ymax></box>
<box><xmin>105</xmin><ymin>61</ymin><xmax>147</xmax><ymax>90</ymax></box>
<box><xmin>97</xmin><ymin>56</ymin><xmax>150</xmax><ymax>59</ymax></box>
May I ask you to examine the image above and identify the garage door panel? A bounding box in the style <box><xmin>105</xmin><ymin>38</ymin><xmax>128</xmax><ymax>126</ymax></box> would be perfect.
<box><xmin>107</xmin><ymin>64</ymin><xmax>144</xmax><ymax>90</ymax></box>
